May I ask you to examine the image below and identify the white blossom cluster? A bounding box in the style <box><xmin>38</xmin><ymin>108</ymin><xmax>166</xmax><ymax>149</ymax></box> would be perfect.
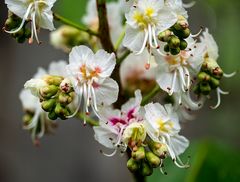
<box><xmin>3</xmin><ymin>0</ymin><xmax>235</xmax><ymax>177</ymax></box>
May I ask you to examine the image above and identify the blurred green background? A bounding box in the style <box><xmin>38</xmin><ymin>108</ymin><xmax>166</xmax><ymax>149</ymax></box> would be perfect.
<box><xmin>0</xmin><ymin>0</ymin><xmax>239</xmax><ymax>182</ymax></box>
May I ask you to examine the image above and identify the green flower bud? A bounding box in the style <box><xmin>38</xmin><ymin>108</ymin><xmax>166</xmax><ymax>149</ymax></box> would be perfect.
<box><xmin>24</xmin><ymin>28</ymin><xmax>31</xmax><ymax>39</ymax></box>
<box><xmin>209</xmin><ymin>76</ymin><xmax>220</xmax><ymax>89</ymax></box>
<box><xmin>23</xmin><ymin>114</ymin><xmax>33</xmax><ymax>125</ymax></box>
<box><xmin>200</xmin><ymin>82</ymin><xmax>211</xmax><ymax>95</ymax></box>
<box><xmin>173</xmin><ymin>22</ymin><xmax>183</xmax><ymax>31</ymax></box>
<box><xmin>174</xmin><ymin>28</ymin><xmax>190</xmax><ymax>39</ymax></box>
<box><xmin>180</xmin><ymin>39</ymin><xmax>188</xmax><ymax>50</ymax></box>
<box><xmin>59</xmin><ymin>93</ymin><xmax>73</xmax><ymax>106</ymax></box>
<box><xmin>43</xmin><ymin>75</ymin><xmax>64</xmax><ymax>86</ymax></box>
<box><xmin>41</xmin><ymin>99</ymin><xmax>56</xmax><ymax>112</ymax></box>
<box><xmin>40</xmin><ymin>85</ymin><xmax>59</xmax><ymax>99</ymax></box>
<box><xmin>54</xmin><ymin>103</ymin><xmax>69</xmax><ymax>119</ymax></box>
<box><xmin>193</xmin><ymin>84</ymin><xmax>201</xmax><ymax>95</ymax></box>
<box><xmin>127</xmin><ymin>158</ymin><xmax>139</xmax><ymax>173</ymax></box>
<box><xmin>132</xmin><ymin>146</ymin><xmax>145</xmax><ymax>161</ymax></box>
<box><xmin>197</xmin><ymin>72</ymin><xmax>211</xmax><ymax>82</ymax></box>
<box><xmin>164</xmin><ymin>44</ymin><xmax>170</xmax><ymax>52</ymax></box>
<box><xmin>48</xmin><ymin>110</ymin><xmax>58</xmax><ymax>120</ymax></box>
<box><xmin>146</xmin><ymin>151</ymin><xmax>161</xmax><ymax>168</ymax></box>
<box><xmin>168</xmin><ymin>36</ymin><xmax>180</xmax><ymax>49</ymax></box>
<box><xmin>140</xmin><ymin>162</ymin><xmax>153</xmax><ymax>176</ymax></box>
<box><xmin>202</xmin><ymin>57</ymin><xmax>223</xmax><ymax>79</ymax></box>
<box><xmin>170</xmin><ymin>47</ymin><xmax>181</xmax><ymax>55</ymax></box>
<box><xmin>158</xmin><ymin>30</ymin><xmax>172</xmax><ymax>42</ymax></box>
<box><xmin>148</xmin><ymin>141</ymin><xmax>168</xmax><ymax>159</ymax></box>
<box><xmin>16</xmin><ymin>36</ymin><xmax>26</xmax><ymax>44</ymax></box>
<box><xmin>13</xmin><ymin>28</ymin><xmax>24</xmax><ymax>38</ymax></box>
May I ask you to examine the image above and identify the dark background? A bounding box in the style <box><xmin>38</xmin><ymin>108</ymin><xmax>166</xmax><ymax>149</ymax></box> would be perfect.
<box><xmin>0</xmin><ymin>0</ymin><xmax>239</xmax><ymax>182</ymax></box>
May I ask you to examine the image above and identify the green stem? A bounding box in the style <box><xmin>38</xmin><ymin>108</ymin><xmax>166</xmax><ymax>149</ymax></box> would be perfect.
<box><xmin>53</xmin><ymin>13</ymin><xmax>98</xmax><ymax>36</ymax></box>
<box><xmin>114</xmin><ymin>25</ymin><xmax>126</xmax><ymax>51</ymax></box>
<box><xmin>141</xmin><ymin>85</ymin><xmax>161</xmax><ymax>106</ymax></box>
<box><xmin>96</xmin><ymin>0</ymin><xmax>115</xmax><ymax>53</ymax></box>
<box><xmin>117</xmin><ymin>50</ymin><xmax>131</xmax><ymax>64</ymax></box>
<box><xmin>76</xmin><ymin>113</ymin><xmax>99</xmax><ymax>127</ymax></box>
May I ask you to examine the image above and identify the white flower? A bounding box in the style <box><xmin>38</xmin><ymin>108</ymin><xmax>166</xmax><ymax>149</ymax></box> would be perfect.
<box><xmin>20</xmin><ymin>61</ymin><xmax>67</xmax><ymax>143</ymax></box>
<box><xmin>82</xmin><ymin>0</ymin><xmax>122</xmax><ymax>44</ymax></box>
<box><xmin>165</xmin><ymin>0</ymin><xmax>189</xmax><ymax>19</ymax></box>
<box><xmin>155</xmin><ymin>38</ymin><xmax>205</xmax><ymax>96</ymax></box>
<box><xmin>5</xmin><ymin>0</ymin><xmax>56</xmax><ymax>44</ymax></box>
<box><xmin>66</xmin><ymin>46</ymin><xmax>119</xmax><ymax>120</ymax></box>
<box><xmin>199</xmin><ymin>29</ymin><xmax>235</xmax><ymax>109</ymax></box>
<box><xmin>93</xmin><ymin>90</ymin><xmax>145</xmax><ymax>156</ymax></box>
<box><xmin>120</xmin><ymin>49</ymin><xmax>157</xmax><ymax>91</ymax></box>
<box><xmin>123</xmin><ymin>0</ymin><xmax>177</xmax><ymax>67</ymax></box>
<box><xmin>144</xmin><ymin>102</ymin><xmax>189</xmax><ymax>168</ymax></box>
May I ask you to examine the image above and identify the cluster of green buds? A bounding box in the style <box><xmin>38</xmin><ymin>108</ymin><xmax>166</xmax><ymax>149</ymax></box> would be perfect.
<box><xmin>40</xmin><ymin>75</ymin><xmax>75</xmax><ymax>120</ymax></box>
<box><xmin>127</xmin><ymin>140</ymin><xmax>168</xmax><ymax>176</ymax></box>
<box><xmin>194</xmin><ymin>55</ymin><xmax>223</xmax><ymax>96</ymax></box>
<box><xmin>158</xmin><ymin>16</ymin><xmax>190</xmax><ymax>55</ymax></box>
<box><xmin>4</xmin><ymin>11</ymin><xmax>31</xmax><ymax>43</ymax></box>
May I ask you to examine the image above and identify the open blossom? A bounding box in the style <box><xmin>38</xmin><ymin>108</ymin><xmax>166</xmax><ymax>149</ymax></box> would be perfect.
<box><xmin>82</xmin><ymin>0</ymin><xmax>122</xmax><ymax>44</ymax></box>
<box><xmin>21</xmin><ymin>61</ymin><xmax>67</xmax><ymax>143</ymax></box>
<box><xmin>93</xmin><ymin>90</ymin><xmax>146</xmax><ymax>156</ymax></box>
<box><xmin>155</xmin><ymin>38</ymin><xmax>205</xmax><ymax>97</ymax></box>
<box><xmin>123</xmin><ymin>0</ymin><xmax>177</xmax><ymax>67</ymax></box>
<box><xmin>5</xmin><ymin>0</ymin><xmax>56</xmax><ymax>44</ymax></box>
<box><xmin>144</xmin><ymin>103</ymin><xmax>189</xmax><ymax>168</ymax></box>
<box><xmin>66</xmin><ymin>46</ymin><xmax>119</xmax><ymax>119</ymax></box>
<box><xmin>199</xmin><ymin>29</ymin><xmax>235</xmax><ymax>109</ymax></box>
<box><xmin>165</xmin><ymin>0</ymin><xmax>189</xmax><ymax>19</ymax></box>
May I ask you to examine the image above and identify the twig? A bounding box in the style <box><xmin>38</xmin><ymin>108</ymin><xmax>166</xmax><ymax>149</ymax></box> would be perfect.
<box><xmin>141</xmin><ymin>85</ymin><xmax>161</xmax><ymax>106</ymax></box>
<box><xmin>53</xmin><ymin>13</ymin><xmax>98</xmax><ymax>36</ymax></box>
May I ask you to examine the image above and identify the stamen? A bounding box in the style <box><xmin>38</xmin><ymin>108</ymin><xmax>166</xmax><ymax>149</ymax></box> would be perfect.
<box><xmin>183</xmin><ymin>1</ymin><xmax>196</xmax><ymax>8</ymax></box>
<box><xmin>210</xmin><ymin>87</ymin><xmax>229</xmax><ymax>109</ymax></box>
<box><xmin>178</xmin><ymin>67</ymin><xmax>187</xmax><ymax>92</ymax></box>
<box><xmin>223</xmin><ymin>71</ymin><xmax>237</xmax><ymax>78</ymax></box>
<box><xmin>66</xmin><ymin>87</ymin><xmax>82</xmax><ymax>118</ymax></box>
<box><xmin>4</xmin><ymin>3</ymin><xmax>33</xmax><ymax>34</ymax></box>
<box><xmin>136</xmin><ymin>29</ymin><xmax>148</xmax><ymax>55</ymax></box>
<box><xmin>100</xmin><ymin>149</ymin><xmax>117</xmax><ymax>157</ymax></box>
<box><xmin>169</xmin><ymin>71</ymin><xmax>177</xmax><ymax>95</ymax></box>
<box><xmin>32</xmin><ymin>12</ymin><xmax>40</xmax><ymax>44</ymax></box>
<box><xmin>191</xmin><ymin>27</ymin><xmax>203</xmax><ymax>38</ymax></box>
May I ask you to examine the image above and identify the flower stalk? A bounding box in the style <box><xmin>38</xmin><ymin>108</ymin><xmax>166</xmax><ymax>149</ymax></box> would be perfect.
<box><xmin>53</xmin><ymin>13</ymin><xmax>99</xmax><ymax>36</ymax></box>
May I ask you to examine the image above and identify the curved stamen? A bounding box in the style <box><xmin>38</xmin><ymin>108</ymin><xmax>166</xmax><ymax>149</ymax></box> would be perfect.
<box><xmin>210</xmin><ymin>87</ymin><xmax>229</xmax><ymax>109</ymax></box>
<box><xmin>183</xmin><ymin>92</ymin><xmax>203</xmax><ymax>110</ymax></box>
<box><xmin>223</xmin><ymin>71</ymin><xmax>237</xmax><ymax>78</ymax></box>
<box><xmin>183</xmin><ymin>67</ymin><xmax>191</xmax><ymax>89</ymax></box>
<box><xmin>191</xmin><ymin>27</ymin><xmax>203</xmax><ymax>38</ymax></box>
<box><xmin>37</xmin><ymin>113</ymin><xmax>45</xmax><ymax>138</ymax></box>
<box><xmin>159</xmin><ymin>160</ymin><xmax>168</xmax><ymax>175</ymax></box>
<box><xmin>173</xmin><ymin>159</ymin><xmax>190</xmax><ymax>168</ymax></box>
<box><xmin>183</xmin><ymin>1</ymin><xmax>196</xmax><ymax>8</ymax></box>
<box><xmin>136</xmin><ymin>29</ymin><xmax>149</xmax><ymax>55</ymax></box>
<box><xmin>66</xmin><ymin>87</ymin><xmax>82</xmax><ymax>118</ymax></box>
<box><xmin>32</xmin><ymin>12</ymin><xmax>40</xmax><ymax>44</ymax></box>
<box><xmin>90</xmin><ymin>85</ymin><xmax>98</xmax><ymax>112</ymax></box>
<box><xmin>5</xmin><ymin>3</ymin><xmax>33</xmax><ymax>34</ymax></box>
<box><xmin>148</xmin><ymin>24</ymin><xmax>155</xmax><ymax>48</ymax></box>
<box><xmin>23</xmin><ymin>108</ymin><xmax>41</xmax><ymax>129</ymax></box>
<box><xmin>169</xmin><ymin>70</ymin><xmax>177</xmax><ymax>95</ymax></box>
<box><xmin>83</xmin><ymin>83</ymin><xmax>89</xmax><ymax>114</ymax></box>
<box><xmin>100</xmin><ymin>149</ymin><xmax>117</xmax><ymax>157</ymax></box>
<box><xmin>178</xmin><ymin>67</ymin><xmax>187</xmax><ymax>92</ymax></box>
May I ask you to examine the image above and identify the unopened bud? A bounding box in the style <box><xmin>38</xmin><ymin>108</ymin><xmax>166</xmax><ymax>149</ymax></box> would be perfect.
<box><xmin>43</xmin><ymin>75</ymin><xmax>64</xmax><ymax>86</ymax></box>
<box><xmin>168</xmin><ymin>35</ymin><xmax>180</xmax><ymax>49</ymax></box>
<box><xmin>146</xmin><ymin>151</ymin><xmax>161</xmax><ymax>168</ymax></box>
<box><xmin>54</xmin><ymin>103</ymin><xmax>69</xmax><ymax>119</ymax></box>
<box><xmin>198</xmin><ymin>72</ymin><xmax>211</xmax><ymax>81</ymax></box>
<box><xmin>41</xmin><ymin>98</ymin><xmax>56</xmax><ymax>112</ymax></box>
<box><xmin>127</xmin><ymin>158</ymin><xmax>139</xmax><ymax>173</ymax></box>
<box><xmin>200</xmin><ymin>82</ymin><xmax>211</xmax><ymax>95</ymax></box>
<box><xmin>23</xmin><ymin>113</ymin><xmax>33</xmax><ymax>125</ymax></box>
<box><xmin>132</xmin><ymin>146</ymin><xmax>145</xmax><ymax>161</ymax></box>
<box><xmin>40</xmin><ymin>85</ymin><xmax>58</xmax><ymax>99</ymax></box>
<box><xmin>202</xmin><ymin>57</ymin><xmax>223</xmax><ymax>79</ymax></box>
<box><xmin>148</xmin><ymin>141</ymin><xmax>168</xmax><ymax>159</ymax></box>
<box><xmin>48</xmin><ymin>110</ymin><xmax>58</xmax><ymax>120</ymax></box>
<box><xmin>60</xmin><ymin>78</ymin><xmax>72</xmax><ymax>93</ymax></box>
<box><xmin>59</xmin><ymin>93</ymin><xmax>73</xmax><ymax>106</ymax></box>
<box><xmin>140</xmin><ymin>162</ymin><xmax>153</xmax><ymax>176</ymax></box>
<box><xmin>170</xmin><ymin>47</ymin><xmax>181</xmax><ymax>55</ymax></box>
<box><xmin>180</xmin><ymin>39</ymin><xmax>188</xmax><ymax>50</ymax></box>
<box><xmin>209</xmin><ymin>77</ymin><xmax>220</xmax><ymax>89</ymax></box>
<box><xmin>158</xmin><ymin>30</ymin><xmax>172</xmax><ymax>42</ymax></box>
